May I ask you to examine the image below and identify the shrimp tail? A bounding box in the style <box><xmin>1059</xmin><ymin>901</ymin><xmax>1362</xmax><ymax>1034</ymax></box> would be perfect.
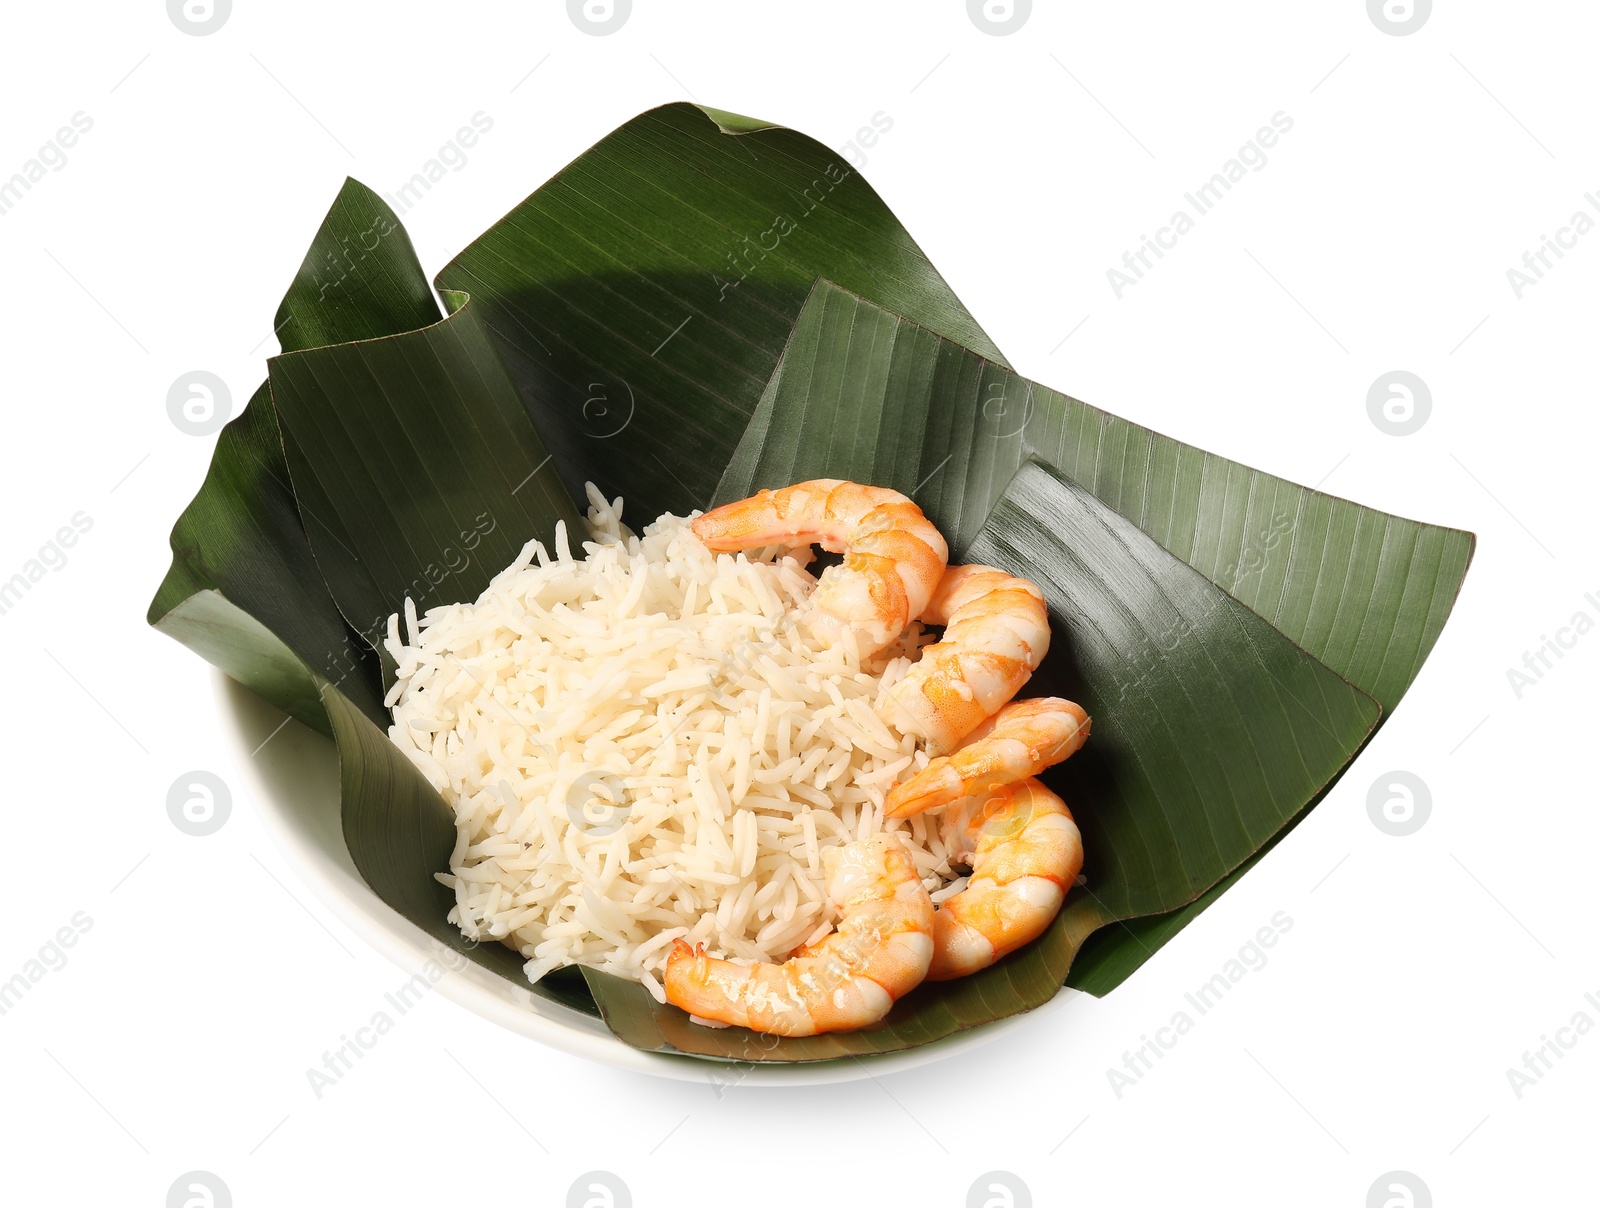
<box><xmin>886</xmin><ymin>697</ymin><xmax>1090</xmax><ymax>817</ymax></box>
<box><xmin>663</xmin><ymin>834</ymin><xmax>935</xmax><ymax>1035</ymax></box>
<box><xmin>670</xmin><ymin>938</ymin><xmax>708</xmax><ymax>971</ymax></box>
<box><xmin>885</xmin><ymin>762</ymin><xmax>967</xmax><ymax>819</ymax></box>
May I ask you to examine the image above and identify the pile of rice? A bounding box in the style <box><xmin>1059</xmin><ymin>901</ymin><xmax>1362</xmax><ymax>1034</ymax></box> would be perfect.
<box><xmin>383</xmin><ymin>485</ymin><xmax>962</xmax><ymax>1003</ymax></box>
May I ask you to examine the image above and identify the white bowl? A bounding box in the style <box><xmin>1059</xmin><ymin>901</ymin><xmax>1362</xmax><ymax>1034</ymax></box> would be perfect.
<box><xmin>219</xmin><ymin>670</ymin><xmax>1052</xmax><ymax>1083</ymax></box>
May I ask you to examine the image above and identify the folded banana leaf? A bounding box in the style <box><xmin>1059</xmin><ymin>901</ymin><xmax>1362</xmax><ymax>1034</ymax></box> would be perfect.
<box><xmin>583</xmin><ymin>451</ymin><xmax>1381</xmax><ymax>1059</ymax></box>
<box><xmin>149</xmin><ymin>104</ymin><xmax>1471</xmax><ymax>1062</ymax></box>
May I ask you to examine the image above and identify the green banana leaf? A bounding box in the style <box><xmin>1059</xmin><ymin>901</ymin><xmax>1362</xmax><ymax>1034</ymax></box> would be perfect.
<box><xmin>268</xmin><ymin>178</ymin><xmax>581</xmax><ymax>676</ymax></box>
<box><xmin>575</xmin><ymin>283</ymin><xmax>1401</xmax><ymax>1058</ymax></box>
<box><xmin>715</xmin><ymin>279</ymin><xmax>1472</xmax><ymax>715</ymax></box>
<box><xmin>150</xmin><ymin>180</ymin><xmax>599</xmax><ymax>1007</ymax></box>
<box><xmin>148</xmin><ymin>103</ymin><xmax>1471</xmax><ymax>1063</ymax></box>
<box><xmin>707</xmin><ymin>279</ymin><xmax>1474</xmax><ymax>999</ymax></box>
<box><xmin>583</xmin><ymin>455</ymin><xmax>1380</xmax><ymax>1060</ymax></box>
<box><xmin>147</xmin><ymin>382</ymin><xmax>384</xmax><ymax>734</ymax></box>
<box><xmin>433</xmin><ymin>103</ymin><xmax>1004</xmax><ymax>517</ymax></box>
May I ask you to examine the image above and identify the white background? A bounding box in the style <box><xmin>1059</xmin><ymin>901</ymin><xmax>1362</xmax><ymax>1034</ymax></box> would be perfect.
<box><xmin>1</xmin><ymin>1</ymin><xmax>1594</xmax><ymax>1204</ymax></box>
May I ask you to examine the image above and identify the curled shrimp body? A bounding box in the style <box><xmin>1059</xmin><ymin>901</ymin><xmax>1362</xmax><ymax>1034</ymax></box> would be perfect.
<box><xmin>927</xmin><ymin>778</ymin><xmax>1083</xmax><ymax>980</ymax></box>
<box><xmin>689</xmin><ymin>482</ymin><xmax>1091</xmax><ymax>992</ymax></box>
<box><xmin>877</xmin><ymin>564</ymin><xmax>1053</xmax><ymax>753</ymax></box>
<box><xmin>691</xmin><ymin>480</ymin><xmax>948</xmax><ymax>656</ymax></box>
<box><xmin>663</xmin><ymin>833</ymin><xmax>934</xmax><ymax>1035</ymax></box>
<box><xmin>885</xmin><ymin>697</ymin><xmax>1090</xmax><ymax>818</ymax></box>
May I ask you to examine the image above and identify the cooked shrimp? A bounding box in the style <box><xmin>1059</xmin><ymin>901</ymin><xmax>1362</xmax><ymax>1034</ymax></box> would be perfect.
<box><xmin>664</xmin><ymin>833</ymin><xmax>934</xmax><ymax>1035</ymax></box>
<box><xmin>885</xmin><ymin>697</ymin><xmax>1090</xmax><ymax>818</ymax></box>
<box><xmin>926</xmin><ymin>778</ymin><xmax>1082</xmax><ymax>980</ymax></box>
<box><xmin>691</xmin><ymin>480</ymin><xmax>948</xmax><ymax>656</ymax></box>
<box><xmin>877</xmin><ymin>564</ymin><xmax>1052</xmax><ymax>752</ymax></box>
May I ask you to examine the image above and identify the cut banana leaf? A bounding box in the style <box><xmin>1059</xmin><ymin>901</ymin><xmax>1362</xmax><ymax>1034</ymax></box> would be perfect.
<box><xmin>148</xmin><ymin>177</ymin><xmax>467</xmax><ymax>731</ymax></box>
<box><xmin>716</xmin><ymin>280</ymin><xmax>1472</xmax><ymax>714</ymax></box>
<box><xmin>149</xmin><ymin>112</ymin><xmax>1012</xmax><ymax>1033</ymax></box>
<box><xmin>581</xmin><ymin>459</ymin><xmax>1379</xmax><ymax>1059</ymax></box>
<box><xmin>262</xmin><ymin>188</ymin><xmax>600</xmax><ymax>1006</ymax></box>
<box><xmin>973</xmin><ymin>463</ymin><xmax>1381</xmax><ymax>923</ymax></box>
<box><xmin>268</xmin><ymin>285</ymin><xmax>581</xmax><ymax>654</ymax></box>
<box><xmin>149</xmin><ymin>104</ymin><xmax>1472</xmax><ymax>1063</ymax></box>
<box><xmin>147</xmin><ymin>382</ymin><xmax>383</xmax><ymax>733</ymax></box>
<box><xmin>711</xmin><ymin>280</ymin><xmax>1471</xmax><ymax>992</ymax></box>
<box><xmin>1065</xmin><ymin>811</ymin><xmax>1287</xmax><ymax>996</ymax></box>
<box><xmin>271</xmin><ymin>177</ymin><xmax>448</xmax><ymax>654</ymax></box>
<box><xmin>267</xmin><ymin>179</ymin><xmax>582</xmax><ymax>658</ymax></box>
<box><xmin>435</xmin><ymin>102</ymin><xmax>1004</xmax><ymax>519</ymax></box>
<box><xmin>152</xmin><ymin>183</ymin><xmax>596</xmax><ymax>1010</ymax></box>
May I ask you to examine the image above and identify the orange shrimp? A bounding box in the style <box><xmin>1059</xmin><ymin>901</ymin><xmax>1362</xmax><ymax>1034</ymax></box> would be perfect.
<box><xmin>885</xmin><ymin>697</ymin><xmax>1090</xmax><ymax>818</ymax></box>
<box><xmin>663</xmin><ymin>833</ymin><xmax>934</xmax><ymax>1035</ymax></box>
<box><xmin>926</xmin><ymin>778</ymin><xmax>1083</xmax><ymax>979</ymax></box>
<box><xmin>691</xmin><ymin>480</ymin><xmax>948</xmax><ymax>656</ymax></box>
<box><xmin>692</xmin><ymin>485</ymin><xmax>1093</xmax><ymax>985</ymax></box>
<box><xmin>877</xmin><ymin>564</ymin><xmax>1054</xmax><ymax>752</ymax></box>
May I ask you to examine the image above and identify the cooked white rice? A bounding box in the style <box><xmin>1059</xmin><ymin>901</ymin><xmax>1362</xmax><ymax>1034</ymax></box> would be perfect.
<box><xmin>382</xmin><ymin>485</ymin><xmax>963</xmax><ymax>1003</ymax></box>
